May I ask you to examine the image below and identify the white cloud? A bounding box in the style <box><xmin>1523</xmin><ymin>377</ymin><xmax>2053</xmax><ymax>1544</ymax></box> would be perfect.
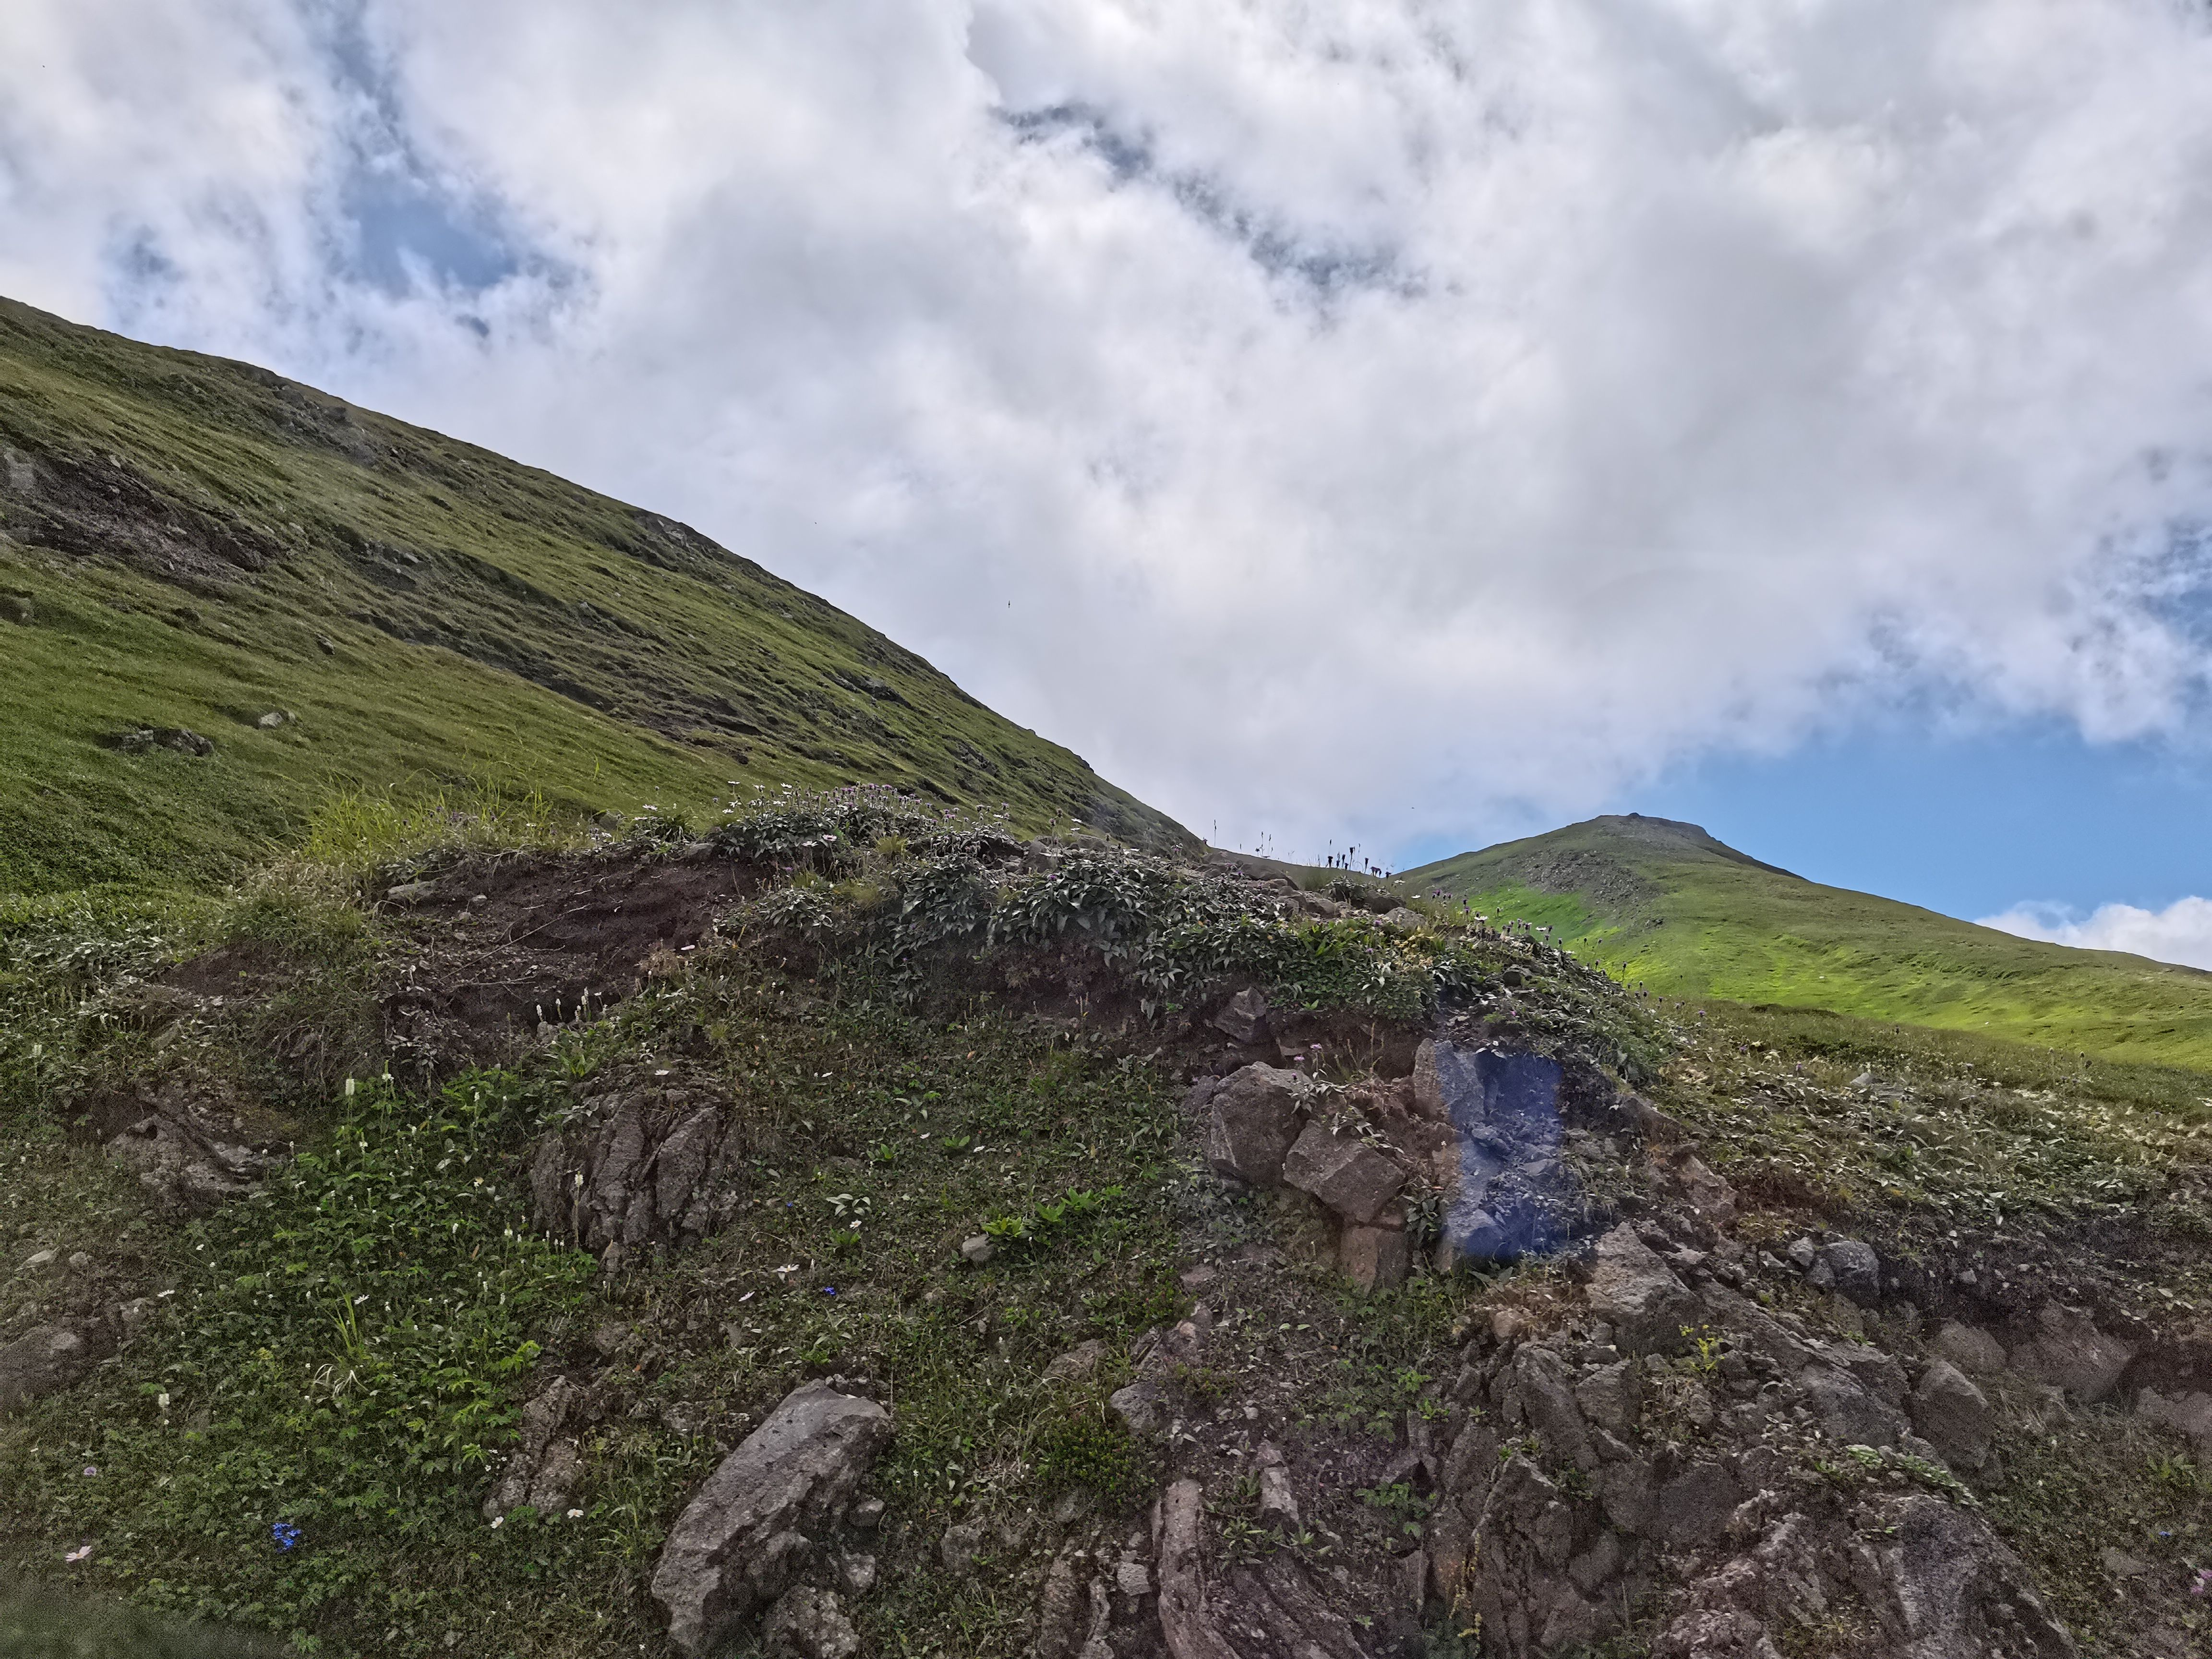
<box><xmin>1979</xmin><ymin>897</ymin><xmax>2212</xmax><ymax>972</ymax></box>
<box><xmin>7</xmin><ymin>1</ymin><xmax>2212</xmax><ymax>857</ymax></box>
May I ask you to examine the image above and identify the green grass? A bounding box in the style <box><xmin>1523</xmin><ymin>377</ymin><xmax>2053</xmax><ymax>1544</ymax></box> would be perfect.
<box><xmin>0</xmin><ymin>294</ymin><xmax>1190</xmax><ymax>895</ymax></box>
<box><xmin>1406</xmin><ymin>813</ymin><xmax>2212</xmax><ymax>1072</ymax></box>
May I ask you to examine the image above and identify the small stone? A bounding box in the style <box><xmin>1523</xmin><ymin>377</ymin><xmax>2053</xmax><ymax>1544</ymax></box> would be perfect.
<box><xmin>1109</xmin><ymin>1381</ymin><xmax>1166</xmax><ymax>1436</ymax></box>
<box><xmin>939</xmin><ymin>1522</ymin><xmax>986</xmax><ymax>1575</ymax></box>
<box><xmin>1044</xmin><ymin>1339</ymin><xmax>1106</xmax><ymax>1382</ymax></box>
<box><xmin>1178</xmin><ymin>1264</ymin><xmax>1218</xmax><ymax>1290</ymax></box>
<box><xmin>2100</xmin><ymin>1547</ymin><xmax>2151</xmax><ymax>1578</ymax></box>
<box><xmin>314</xmin><ymin>633</ymin><xmax>335</xmax><ymax>654</ymax></box>
<box><xmin>960</xmin><ymin>1235</ymin><xmax>995</xmax><ymax>1266</ymax></box>
<box><xmin>385</xmin><ymin>880</ymin><xmax>437</xmax><ymax>904</ymax></box>
<box><xmin>19</xmin><ymin>1249</ymin><xmax>56</xmax><ymax>1271</ymax></box>
<box><xmin>1786</xmin><ymin>1237</ymin><xmax>1818</xmax><ymax>1271</ymax></box>
<box><xmin>64</xmin><ymin>1252</ymin><xmax>92</xmax><ymax>1275</ymax></box>
<box><xmin>254</xmin><ymin>711</ymin><xmax>287</xmax><ymax>729</ymax></box>
<box><xmin>847</xmin><ymin>1497</ymin><xmax>886</xmax><ymax>1530</ymax></box>
<box><xmin>1255</xmin><ymin>1442</ymin><xmax>1299</xmax><ymax>1529</ymax></box>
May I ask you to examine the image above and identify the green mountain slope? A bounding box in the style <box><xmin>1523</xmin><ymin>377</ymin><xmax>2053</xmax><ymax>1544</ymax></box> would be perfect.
<box><xmin>1405</xmin><ymin>814</ymin><xmax>2212</xmax><ymax>1070</ymax></box>
<box><xmin>0</xmin><ymin>296</ymin><xmax>1190</xmax><ymax>893</ymax></box>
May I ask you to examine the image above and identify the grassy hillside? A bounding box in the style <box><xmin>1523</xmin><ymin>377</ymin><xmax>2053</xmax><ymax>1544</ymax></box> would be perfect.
<box><xmin>0</xmin><ymin>297</ymin><xmax>1190</xmax><ymax>894</ymax></box>
<box><xmin>1405</xmin><ymin>813</ymin><xmax>2212</xmax><ymax>1071</ymax></box>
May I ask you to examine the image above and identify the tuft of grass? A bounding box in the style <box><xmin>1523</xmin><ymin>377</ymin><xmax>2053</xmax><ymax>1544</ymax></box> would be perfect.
<box><xmin>298</xmin><ymin>781</ymin><xmax>585</xmax><ymax>874</ymax></box>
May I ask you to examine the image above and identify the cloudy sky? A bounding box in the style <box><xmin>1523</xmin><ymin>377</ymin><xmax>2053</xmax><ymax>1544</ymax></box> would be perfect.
<box><xmin>6</xmin><ymin>0</ymin><xmax>2212</xmax><ymax>962</ymax></box>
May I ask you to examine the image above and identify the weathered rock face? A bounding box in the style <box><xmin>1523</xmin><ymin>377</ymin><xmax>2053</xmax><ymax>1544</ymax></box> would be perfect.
<box><xmin>2138</xmin><ymin>1387</ymin><xmax>2212</xmax><ymax>1461</ymax></box>
<box><xmin>482</xmin><ymin>1376</ymin><xmax>588</xmax><ymax>1519</ymax></box>
<box><xmin>1201</xmin><ymin>1064</ymin><xmax>1311</xmax><ymax>1187</ymax></box>
<box><xmin>1584</xmin><ymin>1224</ymin><xmax>1701</xmax><ymax>1355</ymax></box>
<box><xmin>82</xmin><ymin>1076</ymin><xmax>279</xmax><ymax>1214</ymax></box>
<box><xmin>1911</xmin><ymin>1359</ymin><xmax>1995</xmax><ymax>1472</ymax></box>
<box><xmin>1430</xmin><ymin>1044</ymin><xmax>1582</xmax><ymax>1266</ymax></box>
<box><xmin>649</xmin><ymin>1380</ymin><xmax>892</xmax><ymax>1658</ymax></box>
<box><xmin>529</xmin><ymin>1082</ymin><xmax>743</xmax><ymax>1267</ymax></box>
<box><xmin>0</xmin><ymin>1323</ymin><xmax>96</xmax><ymax>1414</ymax></box>
<box><xmin>1426</xmin><ymin>1278</ymin><xmax>2077</xmax><ymax>1659</ymax></box>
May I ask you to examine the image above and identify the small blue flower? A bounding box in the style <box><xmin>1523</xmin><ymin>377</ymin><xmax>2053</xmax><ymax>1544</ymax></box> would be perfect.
<box><xmin>823</xmin><ymin>1286</ymin><xmax>837</xmax><ymax>1296</ymax></box>
<box><xmin>271</xmin><ymin>1522</ymin><xmax>301</xmax><ymax>1551</ymax></box>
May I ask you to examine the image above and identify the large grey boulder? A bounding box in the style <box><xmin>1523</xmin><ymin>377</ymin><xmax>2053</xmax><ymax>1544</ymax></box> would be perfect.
<box><xmin>2008</xmin><ymin>1304</ymin><xmax>2135</xmax><ymax>1403</ymax></box>
<box><xmin>1814</xmin><ymin>1239</ymin><xmax>1881</xmax><ymax>1307</ymax></box>
<box><xmin>0</xmin><ymin>1324</ymin><xmax>94</xmax><ymax>1414</ymax></box>
<box><xmin>1202</xmin><ymin>1064</ymin><xmax>1311</xmax><ymax>1186</ymax></box>
<box><xmin>650</xmin><ymin>1380</ymin><xmax>892</xmax><ymax>1658</ymax></box>
<box><xmin>1911</xmin><ymin>1359</ymin><xmax>1994</xmax><ymax>1471</ymax></box>
<box><xmin>1585</xmin><ymin>1224</ymin><xmax>1700</xmax><ymax>1354</ymax></box>
<box><xmin>1281</xmin><ymin>1121</ymin><xmax>1405</xmax><ymax>1222</ymax></box>
<box><xmin>1930</xmin><ymin>1321</ymin><xmax>2007</xmax><ymax>1377</ymax></box>
<box><xmin>2138</xmin><ymin>1387</ymin><xmax>2212</xmax><ymax>1460</ymax></box>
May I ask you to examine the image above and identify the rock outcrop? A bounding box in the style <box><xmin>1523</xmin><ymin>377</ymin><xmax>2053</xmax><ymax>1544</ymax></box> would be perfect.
<box><xmin>529</xmin><ymin>1079</ymin><xmax>745</xmax><ymax>1269</ymax></box>
<box><xmin>650</xmin><ymin>1379</ymin><xmax>892</xmax><ymax>1658</ymax></box>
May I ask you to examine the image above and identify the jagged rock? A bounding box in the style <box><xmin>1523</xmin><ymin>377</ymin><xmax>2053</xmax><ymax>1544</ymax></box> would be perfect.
<box><xmin>1210</xmin><ymin>988</ymin><xmax>1271</xmax><ymax>1046</ymax></box>
<box><xmin>1202</xmin><ymin>1064</ymin><xmax>1311</xmax><ymax>1185</ymax></box>
<box><xmin>484</xmin><ymin>1377</ymin><xmax>584</xmax><ymax>1519</ymax></box>
<box><xmin>1799</xmin><ymin>1362</ymin><xmax>1907</xmax><ymax>1449</ymax></box>
<box><xmin>1575</xmin><ymin>1358</ymin><xmax>1642</xmax><ymax>1436</ymax></box>
<box><xmin>1340</xmin><ymin>1222</ymin><xmax>1411</xmax><ymax>1292</ymax></box>
<box><xmin>1154</xmin><ymin>1478</ymin><xmax>1242</xmax><ymax>1659</ymax></box>
<box><xmin>649</xmin><ymin>1380</ymin><xmax>891</xmax><ymax>1658</ymax></box>
<box><xmin>532</xmin><ymin>1087</ymin><xmax>741</xmax><ymax>1258</ymax></box>
<box><xmin>1930</xmin><ymin>1321</ymin><xmax>2007</xmax><ymax>1377</ymax></box>
<box><xmin>1786</xmin><ymin>1236</ymin><xmax>1818</xmax><ymax>1271</ymax></box>
<box><xmin>1109</xmin><ymin>1380</ymin><xmax>1167</xmax><ymax>1435</ymax></box>
<box><xmin>1911</xmin><ymin>1360</ymin><xmax>1993</xmax><ymax>1471</ymax></box>
<box><xmin>1654</xmin><ymin>1460</ymin><xmax>1743</xmax><ymax>1546</ymax></box>
<box><xmin>960</xmin><ymin>1235</ymin><xmax>994</xmax><ymax>1265</ymax></box>
<box><xmin>1586</xmin><ymin>1224</ymin><xmax>1701</xmax><ymax>1354</ymax></box>
<box><xmin>760</xmin><ymin>1586</ymin><xmax>858</xmax><ymax>1659</ymax></box>
<box><xmin>1819</xmin><ymin>1239</ymin><xmax>1882</xmax><ymax>1307</ymax></box>
<box><xmin>1036</xmin><ymin>1550</ymin><xmax>1090</xmax><ymax>1659</ymax></box>
<box><xmin>1281</xmin><ymin>1121</ymin><xmax>1405</xmax><ymax>1222</ymax></box>
<box><xmin>1501</xmin><ymin>1346</ymin><xmax>1599</xmax><ymax>1471</ymax></box>
<box><xmin>2138</xmin><ymin>1387</ymin><xmax>2212</xmax><ymax>1458</ymax></box>
<box><xmin>2008</xmin><ymin>1305</ymin><xmax>2135</xmax><ymax>1403</ymax></box>
<box><xmin>0</xmin><ymin>1324</ymin><xmax>94</xmax><ymax>1414</ymax></box>
<box><xmin>1255</xmin><ymin>1442</ymin><xmax>1299</xmax><ymax>1529</ymax></box>
<box><xmin>1872</xmin><ymin>1494</ymin><xmax>2077</xmax><ymax>1657</ymax></box>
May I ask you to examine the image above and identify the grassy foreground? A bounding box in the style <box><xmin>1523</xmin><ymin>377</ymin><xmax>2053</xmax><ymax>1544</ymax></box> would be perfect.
<box><xmin>0</xmin><ymin>294</ymin><xmax>1189</xmax><ymax>896</ymax></box>
<box><xmin>1405</xmin><ymin>813</ymin><xmax>2212</xmax><ymax>1071</ymax></box>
